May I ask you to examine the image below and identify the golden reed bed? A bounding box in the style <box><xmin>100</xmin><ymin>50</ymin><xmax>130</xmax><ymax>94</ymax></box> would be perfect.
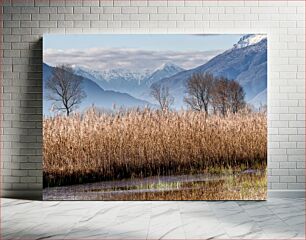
<box><xmin>43</xmin><ymin>108</ymin><xmax>267</xmax><ymax>188</ymax></box>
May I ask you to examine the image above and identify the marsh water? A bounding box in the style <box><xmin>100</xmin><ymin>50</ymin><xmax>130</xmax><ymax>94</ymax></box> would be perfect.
<box><xmin>43</xmin><ymin>170</ymin><xmax>263</xmax><ymax>200</ymax></box>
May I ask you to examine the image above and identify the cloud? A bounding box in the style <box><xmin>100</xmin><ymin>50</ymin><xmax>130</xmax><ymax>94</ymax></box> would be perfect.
<box><xmin>43</xmin><ymin>47</ymin><xmax>222</xmax><ymax>72</ymax></box>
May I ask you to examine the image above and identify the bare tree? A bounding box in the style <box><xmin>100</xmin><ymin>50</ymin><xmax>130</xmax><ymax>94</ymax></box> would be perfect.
<box><xmin>211</xmin><ymin>77</ymin><xmax>230</xmax><ymax>116</ymax></box>
<box><xmin>150</xmin><ymin>83</ymin><xmax>174</xmax><ymax>111</ymax></box>
<box><xmin>46</xmin><ymin>65</ymin><xmax>86</xmax><ymax>116</ymax></box>
<box><xmin>184</xmin><ymin>73</ymin><xmax>214</xmax><ymax>113</ymax></box>
<box><xmin>228</xmin><ymin>80</ymin><xmax>246</xmax><ymax>114</ymax></box>
<box><xmin>211</xmin><ymin>77</ymin><xmax>246</xmax><ymax>116</ymax></box>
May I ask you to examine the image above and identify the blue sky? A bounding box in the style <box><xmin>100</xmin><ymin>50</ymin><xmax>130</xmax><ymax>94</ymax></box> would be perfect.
<box><xmin>43</xmin><ymin>34</ymin><xmax>245</xmax><ymax>71</ymax></box>
<box><xmin>44</xmin><ymin>34</ymin><xmax>243</xmax><ymax>52</ymax></box>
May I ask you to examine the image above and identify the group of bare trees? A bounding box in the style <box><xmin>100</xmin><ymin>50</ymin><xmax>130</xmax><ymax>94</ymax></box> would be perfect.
<box><xmin>184</xmin><ymin>73</ymin><xmax>246</xmax><ymax>116</ymax></box>
<box><xmin>151</xmin><ymin>72</ymin><xmax>246</xmax><ymax>116</ymax></box>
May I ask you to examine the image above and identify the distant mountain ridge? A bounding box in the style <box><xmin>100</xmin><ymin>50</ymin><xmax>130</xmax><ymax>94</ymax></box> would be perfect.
<box><xmin>72</xmin><ymin>62</ymin><xmax>185</xmax><ymax>100</ymax></box>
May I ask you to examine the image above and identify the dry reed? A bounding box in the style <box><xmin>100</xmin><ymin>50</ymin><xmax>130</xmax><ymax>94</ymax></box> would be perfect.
<box><xmin>43</xmin><ymin>108</ymin><xmax>267</xmax><ymax>187</ymax></box>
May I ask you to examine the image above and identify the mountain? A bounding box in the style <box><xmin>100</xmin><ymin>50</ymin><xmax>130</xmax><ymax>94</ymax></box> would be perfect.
<box><xmin>72</xmin><ymin>62</ymin><xmax>185</xmax><ymax>100</ymax></box>
<box><xmin>153</xmin><ymin>34</ymin><xmax>267</xmax><ymax>108</ymax></box>
<box><xmin>73</xmin><ymin>65</ymin><xmax>150</xmax><ymax>84</ymax></box>
<box><xmin>233</xmin><ymin>34</ymin><xmax>266</xmax><ymax>49</ymax></box>
<box><xmin>72</xmin><ymin>66</ymin><xmax>150</xmax><ymax>97</ymax></box>
<box><xmin>43</xmin><ymin>63</ymin><xmax>154</xmax><ymax>116</ymax></box>
<box><xmin>144</xmin><ymin>63</ymin><xmax>185</xmax><ymax>87</ymax></box>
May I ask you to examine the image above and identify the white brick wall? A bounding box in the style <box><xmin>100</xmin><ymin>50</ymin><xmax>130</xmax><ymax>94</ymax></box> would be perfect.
<box><xmin>1</xmin><ymin>0</ymin><xmax>305</xmax><ymax>198</ymax></box>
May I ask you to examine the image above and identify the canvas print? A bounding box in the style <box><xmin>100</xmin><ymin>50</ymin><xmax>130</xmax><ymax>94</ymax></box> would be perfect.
<box><xmin>43</xmin><ymin>34</ymin><xmax>267</xmax><ymax>200</ymax></box>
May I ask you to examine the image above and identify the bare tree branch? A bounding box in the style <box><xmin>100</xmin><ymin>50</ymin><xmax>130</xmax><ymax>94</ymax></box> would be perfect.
<box><xmin>150</xmin><ymin>84</ymin><xmax>174</xmax><ymax>111</ymax></box>
<box><xmin>46</xmin><ymin>65</ymin><xmax>86</xmax><ymax>116</ymax></box>
<box><xmin>184</xmin><ymin>73</ymin><xmax>214</xmax><ymax>113</ymax></box>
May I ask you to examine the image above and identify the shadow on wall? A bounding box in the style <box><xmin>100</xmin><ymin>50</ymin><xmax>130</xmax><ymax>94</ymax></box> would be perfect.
<box><xmin>9</xmin><ymin>38</ymin><xmax>43</xmax><ymax>200</ymax></box>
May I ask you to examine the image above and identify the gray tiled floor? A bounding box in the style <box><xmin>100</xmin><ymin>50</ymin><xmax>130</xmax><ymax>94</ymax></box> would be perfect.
<box><xmin>2</xmin><ymin>198</ymin><xmax>305</xmax><ymax>239</ymax></box>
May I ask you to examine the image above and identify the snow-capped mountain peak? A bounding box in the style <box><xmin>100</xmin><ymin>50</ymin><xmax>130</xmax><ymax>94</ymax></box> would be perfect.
<box><xmin>144</xmin><ymin>63</ymin><xmax>185</xmax><ymax>87</ymax></box>
<box><xmin>72</xmin><ymin>65</ymin><xmax>151</xmax><ymax>83</ymax></box>
<box><xmin>233</xmin><ymin>34</ymin><xmax>267</xmax><ymax>49</ymax></box>
<box><xmin>154</xmin><ymin>62</ymin><xmax>184</xmax><ymax>72</ymax></box>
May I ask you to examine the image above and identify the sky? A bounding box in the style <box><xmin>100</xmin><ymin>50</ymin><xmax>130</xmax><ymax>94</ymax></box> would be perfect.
<box><xmin>43</xmin><ymin>34</ymin><xmax>244</xmax><ymax>71</ymax></box>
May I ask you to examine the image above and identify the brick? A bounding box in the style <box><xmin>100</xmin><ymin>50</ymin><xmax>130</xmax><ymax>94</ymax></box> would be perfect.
<box><xmin>107</xmin><ymin>21</ymin><xmax>121</xmax><ymax>28</ymax></box>
<box><xmin>138</xmin><ymin>7</ymin><xmax>157</xmax><ymax>13</ymax></box>
<box><xmin>49</xmin><ymin>0</ymin><xmax>65</xmax><ymax>6</ymax></box>
<box><xmin>4</xmin><ymin>176</ymin><xmax>20</xmax><ymax>183</ymax></box>
<box><xmin>50</xmin><ymin>14</ymin><xmax>65</xmax><ymax>20</ymax></box>
<box><xmin>65</xmin><ymin>14</ymin><xmax>83</xmax><ymax>20</ymax></box>
<box><xmin>148</xmin><ymin>0</ymin><xmax>167</xmax><ymax>7</ymax></box>
<box><xmin>121</xmin><ymin>20</ymin><xmax>139</xmax><ymax>28</ymax></box>
<box><xmin>280</xmin><ymin>176</ymin><xmax>296</xmax><ymax>183</ymax></box>
<box><xmin>34</xmin><ymin>0</ymin><xmax>49</xmax><ymax>6</ymax></box>
<box><xmin>168</xmin><ymin>14</ymin><xmax>184</xmax><ymax>21</ymax></box>
<box><xmin>90</xmin><ymin>21</ymin><xmax>107</xmax><ymax>28</ymax></box>
<box><xmin>113</xmin><ymin>14</ymin><xmax>129</xmax><ymax>21</ymax></box>
<box><xmin>150</xmin><ymin>14</ymin><xmax>167</xmax><ymax>21</ymax></box>
<box><xmin>130</xmin><ymin>0</ymin><xmax>147</xmax><ymax>7</ymax></box>
<box><xmin>21</xmin><ymin>6</ymin><xmax>39</xmax><ymax>13</ymax></box>
<box><xmin>103</xmin><ymin>6</ymin><xmax>121</xmax><ymax>14</ymax></box>
<box><xmin>39</xmin><ymin>7</ymin><xmax>57</xmax><ymax>14</ymax></box>
<box><xmin>12</xmin><ymin>170</ymin><xmax>28</xmax><ymax>177</ymax></box>
<box><xmin>21</xmin><ymin>21</ymin><xmax>39</xmax><ymax>28</ymax></box>
<box><xmin>83</xmin><ymin>14</ymin><xmax>99</xmax><ymax>20</ymax></box>
<box><xmin>74</xmin><ymin>21</ymin><xmax>90</xmax><ymax>28</ymax></box>
<box><xmin>176</xmin><ymin>7</ymin><xmax>196</xmax><ymax>14</ymax></box>
<box><xmin>3</xmin><ymin>6</ymin><xmax>22</xmax><ymax>13</ymax></box>
<box><xmin>39</xmin><ymin>21</ymin><xmax>57</xmax><ymax>28</ymax></box>
<box><xmin>12</xmin><ymin>0</ymin><xmax>34</xmax><ymax>7</ymax></box>
<box><xmin>297</xmin><ymin>176</ymin><xmax>305</xmax><ymax>182</ymax></box>
<box><xmin>57</xmin><ymin>21</ymin><xmax>73</xmax><ymax>28</ymax></box>
<box><xmin>83</xmin><ymin>0</ymin><xmax>99</xmax><ymax>6</ymax></box>
<box><xmin>210</xmin><ymin>21</ymin><xmax>234</xmax><ymax>28</ymax></box>
<box><xmin>130</xmin><ymin>14</ymin><xmax>149</xmax><ymax>21</ymax></box>
<box><xmin>31</xmin><ymin>14</ymin><xmax>49</xmax><ymax>20</ymax></box>
<box><xmin>185</xmin><ymin>14</ymin><xmax>202</xmax><ymax>21</ymax></box>
<box><xmin>271</xmin><ymin>183</ymin><xmax>288</xmax><ymax>190</ymax></box>
<box><xmin>280</xmin><ymin>162</ymin><xmax>296</xmax><ymax>169</ymax></box>
<box><xmin>289</xmin><ymin>169</ymin><xmax>305</xmax><ymax>176</ymax></box>
<box><xmin>139</xmin><ymin>21</ymin><xmax>158</xmax><ymax>28</ymax></box>
<box><xmin>65</xmin><ymin>0</ymin><xmax>83</xmax><ymax>6</ymax></box>
<box><xmin>288</xmin><ymin>183</ymin><xmax>305</xmax><ymax>189</ymax></box>
<box><xmin>3</xmin><ymin>21</ymin><xmax>20</xmax><ymax>28</ymax></box>
<box><xmin>158</xmin><ymin>7</ymin><xmax>176</xmax><ymax>14</ymax></box>
<box><xmin>74</xmin><ymin>7</ymin><xmax>90</xmax><ymax>14</ymax></box>
<box><xmin>12</xmin><ymin>14</ymin><xmax>31</xmax><ymax>20</ymax></box>
<box><xmin>28</xmin><ymin>170</ymin><xmax>42</xmax><ymax>177</ymax></box>
<box><xmin>20</xmin><ymin>177</ymin><xmax>37</xmax><ymax>183</ymax></box>
<box><xmin>57</xmin><ymin>7</ymin><xmax>73</xmax><ymax>14</ymax></box>
<box><xmin>158</xmin><ymin>20</ymin><xmax>176</xmax><ymax>28</ymax></box>
<box><xmin>99</xmin><ymin>14</ymin><xmax>113</xmax><ymax>20</ymax></box>
<box><xmin>114</xmin><ymin>0</ymin><xmax>130</xmax><ymax>6</ymax></box>
<box><xmin>268</xmin><ymin>176</ymin><xmax>279</xmax><ymax>183</ymax></box>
